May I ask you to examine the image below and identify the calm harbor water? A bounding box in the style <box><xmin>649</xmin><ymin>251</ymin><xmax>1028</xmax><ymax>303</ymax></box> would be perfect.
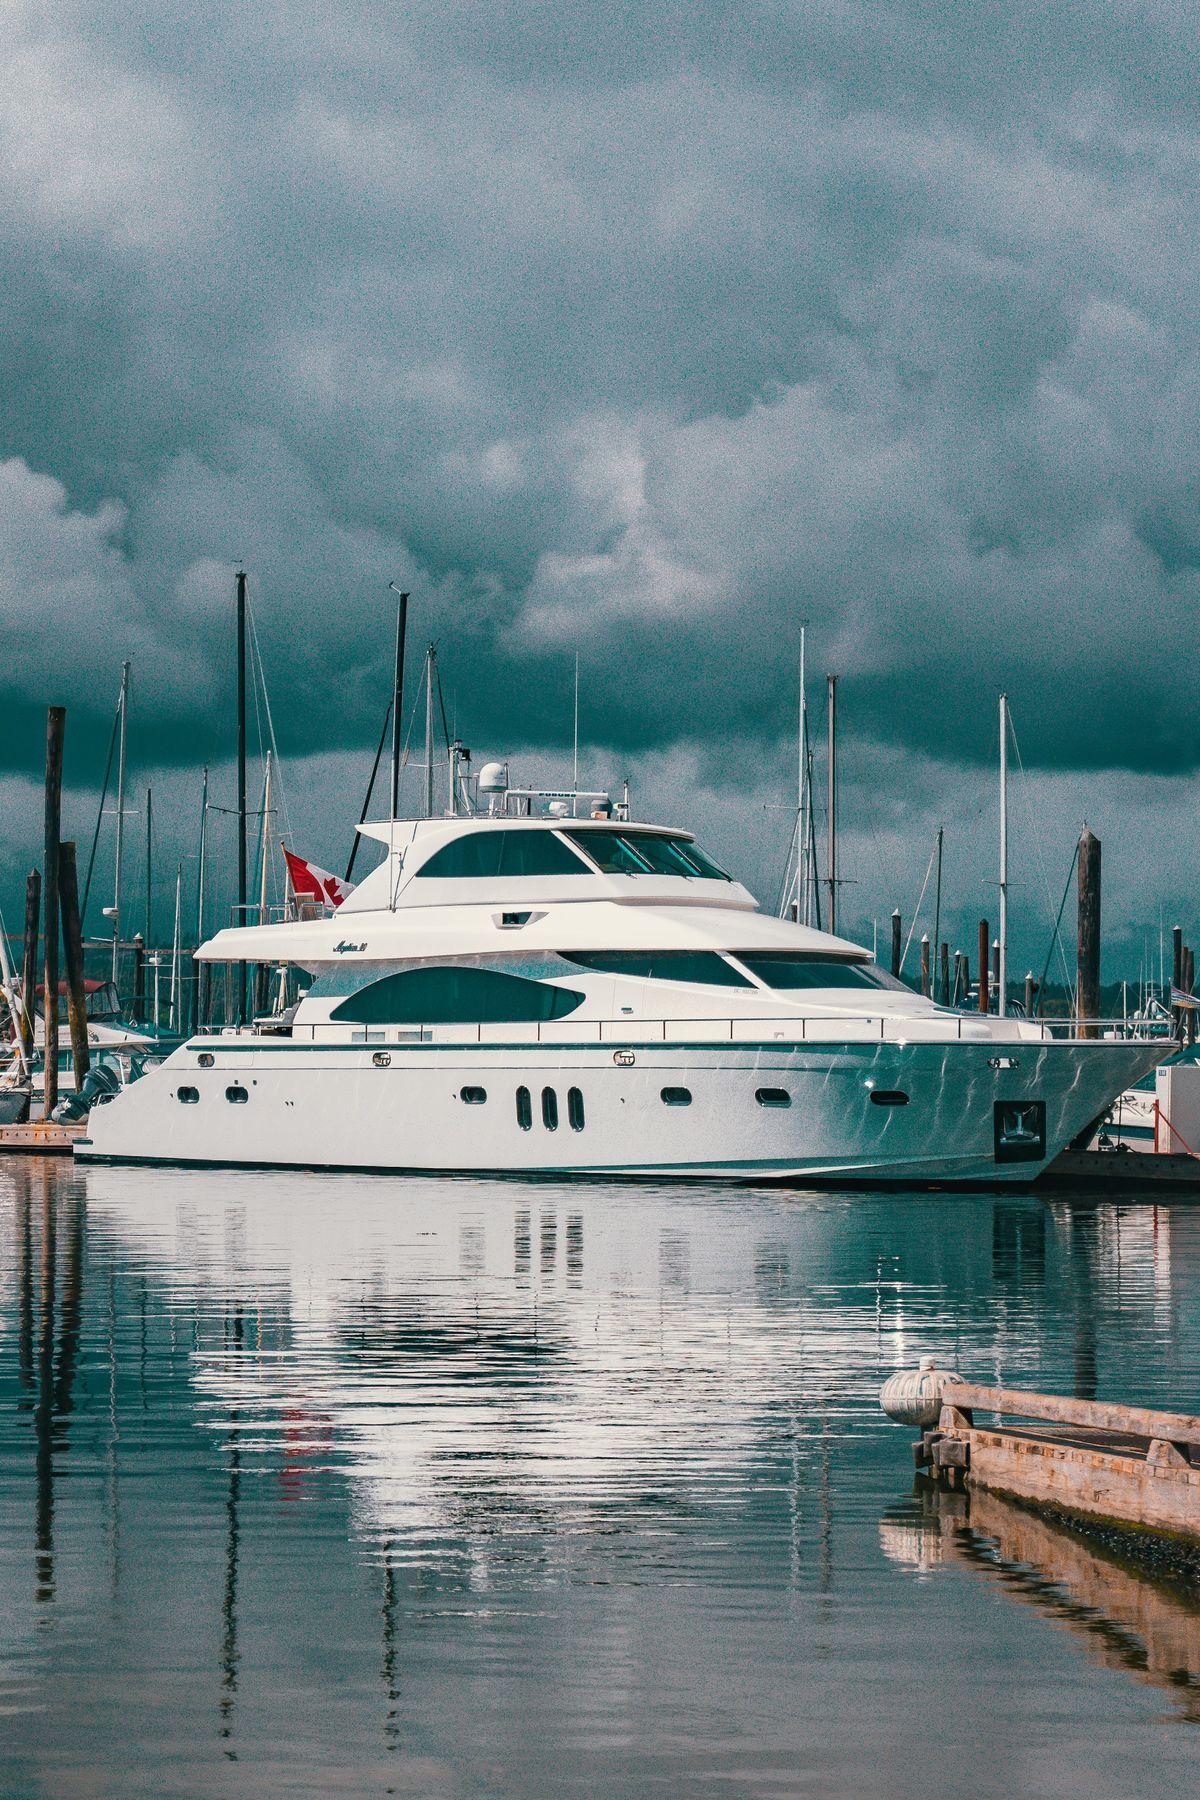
<box><xmin>2</xmin><ymin>1160</ymin><xmax>1200</xmax><ymax>1798</ymax></box>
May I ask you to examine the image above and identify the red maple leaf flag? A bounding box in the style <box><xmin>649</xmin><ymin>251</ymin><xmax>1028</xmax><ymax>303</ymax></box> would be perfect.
<box><xmin>283</xmin><ymin>848</ymin><xmax>356</xmax><ymax>911</ymax></box>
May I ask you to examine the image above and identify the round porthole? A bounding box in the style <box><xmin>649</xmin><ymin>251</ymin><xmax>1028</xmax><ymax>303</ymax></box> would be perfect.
<box><xmin>197</xmin><ymin>1052</ymin><xmax>214</xmax><ymax>1068</ymax></box>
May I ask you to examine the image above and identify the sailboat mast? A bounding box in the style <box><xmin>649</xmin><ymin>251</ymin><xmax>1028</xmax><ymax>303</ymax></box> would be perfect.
<box><xmin>236</xmin><ymin>570</ymin><xmax>248</xmax><ymax>1022</ymax></box>
<box><xmin>111</xmin><ymin>659</ymin><xmax>130</xmax><ymax>981</ymax></box>
<box><xmin>826</xmin><ymin>674</ymin><xmax>838</xmax><ymax>936</ymax></box>
<box><xmin>424</xmin><ymin>646</ymin><xmax>435</xmax><ymax>819</ymax></box>
<box><xmin>998</xmin><ymin>692</ymin><xmax>1009</xmax><ymax>1017</ymax></box>
<box><xmin>193</xmin><ymin>765</ymin><xmax>208</xmax><ymax>1032</ymax></box>
<box><xmin>170</xmin><ymin>862</ymin><xmax>182</xmax><ymax>1031</ymax></box>
<box><xmin>259</xmin><ymin>750</ymin><xmax>273</xmax><ymax>923</ymax></box>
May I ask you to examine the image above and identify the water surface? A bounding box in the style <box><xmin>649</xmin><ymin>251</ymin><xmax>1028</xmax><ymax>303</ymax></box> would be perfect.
<box><xmin>2</xmin><ymin>1159</ymin><xmax>1200</xmax><ymax>1796</ymax></box>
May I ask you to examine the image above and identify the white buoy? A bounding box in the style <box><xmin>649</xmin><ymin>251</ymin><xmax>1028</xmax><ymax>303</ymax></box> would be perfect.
<box><xmin>880</xmin><ymin>1356</ymin><xmax>965</xmax><ymax>1429</ymax></box>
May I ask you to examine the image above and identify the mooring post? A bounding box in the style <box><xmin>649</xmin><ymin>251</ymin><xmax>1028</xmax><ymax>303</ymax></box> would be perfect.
<box><xmin>961</xmin><ymin>951</ymin><xmax>970</xmax><ymax>1008</ymax></box>
<box><xmin>952</xmin><ymin>949</ymin><xmax>962</xmax><ymax>1005</ymax></box>
<box><xmin>19</xmin><ymin>868</ymin><xmax>40</xmax><ymax>1066</ymax></box>
<box><xmin>939</xmin><ymin>940</ymin><xmax>950</xmax><ymax>1006</ymax></box>
<box><xmin>918</xmin><ymin>934</ymin><xmax>929</xmax><ymax>997</ymax></box>
<box><xmin>42</xmin><ymin>706</ymin><xmax>65</xmax><ymax>1118</ymax></box>
<box><xmin>891</xmin><ymin>909</ymin><xmax>901</xmax><ymax>979</ymax></box>
<box><xmin>991</xmin><ymin>938</ymin><xmax>1000</xmax><ymax>1012</ymax></box>
<box><xmin>1077</xmin><ymin>826</ymin><xmax>1101</xmax><ymax>1040</ymax></box>
<box><xmin>58</xmin><ymin>842</ymin><xmax>90</xmax><ymax>1088</ymax></box>
<box><xmin>978</xmin><ymin>919</ymin><xmax>990</xmax><ymax>1013</ymax></box>
<box><xmin>1025</xmin><ymin>971</ymin><xmax>1036</xmax><ymax>1017</ymax></box>
<box><xmin>1187</xmin><ymin>946</ymin><xmax>1197</xmax><ymax>1045</ymax></box>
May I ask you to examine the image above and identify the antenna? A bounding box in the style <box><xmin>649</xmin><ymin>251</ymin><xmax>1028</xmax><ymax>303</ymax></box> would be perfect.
<box><xmin>999</xmin><ymin>693</ymin><xmax>1008</xmax><ymax>1016</ymax></box>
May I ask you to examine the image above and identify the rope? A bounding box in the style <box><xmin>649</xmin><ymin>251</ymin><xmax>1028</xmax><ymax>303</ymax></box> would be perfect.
<box><xmin>900</xmin><ymin>839</ymin><xmax>937</xmax><ymax>974</ymax></box>
<box><xmin>1035</xmin><ymin>840</ymin><xmax>1079</xmax><ymax>1017</ymax></box>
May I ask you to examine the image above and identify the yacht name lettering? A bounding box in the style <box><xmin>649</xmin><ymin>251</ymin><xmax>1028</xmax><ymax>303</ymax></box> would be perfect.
<box><xmin>333</xmin><ymin>940</ymin><xmax>368</xmax><ymax>954</ymax></box>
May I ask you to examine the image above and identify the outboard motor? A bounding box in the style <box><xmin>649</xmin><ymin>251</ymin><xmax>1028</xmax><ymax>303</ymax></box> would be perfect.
<box><xmin>52</xmin><ymin>1057</ymin><xmax>123</xmax><ymax>1124</ymax></box>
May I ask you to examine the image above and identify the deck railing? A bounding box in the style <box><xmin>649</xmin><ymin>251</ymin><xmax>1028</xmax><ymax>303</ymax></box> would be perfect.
<box><xmin>219</xmin><ymin>1014</ymin><xmax>1169</xmax><ymax>1049</ymax></box>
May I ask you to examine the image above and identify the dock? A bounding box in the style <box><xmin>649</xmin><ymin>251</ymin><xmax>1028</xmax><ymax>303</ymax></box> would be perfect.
<box><xmin>916</xmin><ymin>1381</ymin><xmax>1200</xmax><ymax>1549</ymax></box>
<box><xmin>0</xmin><ymin>1120</ymin><xmax>87</xmax><ymax>1155</ymax></box>
<box><xmin>1039</xmin><ymin>1146</ymin><xmax>1200</xmax><ymax>1189</ymax></box>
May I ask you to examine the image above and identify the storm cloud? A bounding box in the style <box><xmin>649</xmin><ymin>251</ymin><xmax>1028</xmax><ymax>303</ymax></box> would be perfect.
<box><xmin>2</xmin><ymin>4</ymin><xmax>1200</xmax><ymax>829</ymax></box>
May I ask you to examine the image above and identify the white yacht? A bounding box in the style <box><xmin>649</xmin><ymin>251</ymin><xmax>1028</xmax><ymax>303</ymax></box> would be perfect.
<box><xmin>76</xmin><ymin>785</ymin><xmax>1163</xmax><ymax>1183</ymax></box>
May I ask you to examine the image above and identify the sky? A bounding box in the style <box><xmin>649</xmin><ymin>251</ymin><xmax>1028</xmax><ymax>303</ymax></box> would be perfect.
<box><xmin>3</xmin><ymin>1</ymin><xmax>1200</xmax><ymax>981</ymax></box>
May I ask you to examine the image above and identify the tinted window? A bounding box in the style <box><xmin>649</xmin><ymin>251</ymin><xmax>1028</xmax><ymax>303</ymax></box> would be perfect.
<box><xmin>542</xmin><ymin>1087</ymin><xmax>559</xmax><ymax>1130</ymax></box>
<box><xmin>566</xmin><ymin>830</ymin><xmax>731</xmax><ymax>880</ymax></box>
<box><xmin>330</xmin><ymin>966</ymin><xmax>584</xmax><ymax>1024</ymax></box>
<box><xmin>416</xmin><ymin>830</ymin><xmax>589</xmax><ymax>879</ymax></box>
<box><xmin>177</xmin><ymin>1086</ymin><xmax>199</xmax><ymax>1104</ymax></box>
<box><xmin>755</xmin><ymin>1087</ymin><xmax>791</xmax><ymax>1108</ymax></box>
<box><xmin>661</xmin><ymin>1086</ymin><xmax>692</xmax><ymax>1106</ymax></box>
<box><xmin>568</xmin><ymin>1087</ymin><xmax>585</xmax><ymax>1131</ymax></box>
<box><xmin>516</xmin><ymin>1086</ymin><xmax>532</xmax><ymax>1130</ymax></box>
<box><xmin>226</xmin><ymin>1086</ymin><xmax>249</xmax><ymax>1104</ymax></box>
<box><xmin>738</xmin><ymin>952</ymin><xmax>905</xmax><ymax>991</ymax></box>
<box><xmin>870</xmin><ymin>1090</ymin><xmax>909</xmax><ymax>1107</ymax></box>
<box><xmin>562</xmin><ymin>951</ymin><xmax>750</xmax><ymax>986</ymax></box>
<box><xmin>460</xmin><ymin>1086</ymin><xmax>487</xmax><ymax>1104</ymax></box>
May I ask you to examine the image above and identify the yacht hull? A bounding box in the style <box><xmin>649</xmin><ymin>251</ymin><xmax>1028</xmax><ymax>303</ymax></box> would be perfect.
<box><xmin>75</xmin><ymin>1035</ymin><xmax>1163</xmax><ymax>1185</ymax></box>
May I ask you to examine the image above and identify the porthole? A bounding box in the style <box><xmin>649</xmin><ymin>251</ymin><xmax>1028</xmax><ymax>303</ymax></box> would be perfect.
<box><xmin>661</xmin><ymin>1086</ymin><xmax>692</xmax><ymax>1106</ymax></box>
<box><xmin>226</xmin><ymin>1085</ymin><xmax>249</xmax><ymax>1105</ymax></box>
<box><xmin>373</xmin><ymin>1050</ymin><xmax>392</xmax><ymax>1068</ymax></box>
<box><xmin>542</xmin><ymin>1087</ymin><xmax>559</xmax><ymax>1131</ymax></box>
<box><xmin>461</xmin><ymin>1086</ymin><xmax>487</xmax><ymax>1105</ymax></box>
<box><xmin>516</xmin><ymin>1086</ymin><xmax>532</xmax><ymax>1130</ymax></box>
<box><xmin>197</xmin><ymin>1052</ymin><xmax>214</xmax><ymax>1069</ymax></box>
<box><xmin>177</xmin><ymin>1086</ymin><xmax>200</xmax><ymax>1105</ymax></box>
<box><xmin>567</xmin><ymin>1087</ymin><xmax>585</xmax><ymax>1131</ymax></box>
<box><xmin>755</xmin><ymin>1087</ymin><xmax>791</xmax><ymax>1108</ymax></box>
<box><xmin>870</xmin><ymin>1090</ymin><xmax>909</xmax><ymax>1107</ymax></box>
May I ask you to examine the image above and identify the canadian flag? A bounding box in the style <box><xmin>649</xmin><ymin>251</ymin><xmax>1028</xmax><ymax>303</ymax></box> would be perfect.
<box><xmin>283</xmin><ymin>848</ymin><xmax>356</xmax><ymax>910</ymax></box>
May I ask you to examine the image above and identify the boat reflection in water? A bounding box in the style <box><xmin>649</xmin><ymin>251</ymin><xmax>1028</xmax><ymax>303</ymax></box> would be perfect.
<box><xmin>881</xmin><ymin>1484</ymin><xmax>1200</xmax><ymax>1723</ymax></box>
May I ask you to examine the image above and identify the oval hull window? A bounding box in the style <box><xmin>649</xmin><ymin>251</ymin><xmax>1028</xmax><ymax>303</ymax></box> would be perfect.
<box><xmin>515</xmin><ymin>1087</ymin><xmax>532</xmax><ymax>1130</ymax></box>
<box><xmin>870</xmin><ymin>1090</ymin><xmax>909</xmax><ymax>1107</ymax></box>
<box><xmin>567</xmin><ymin>1087</ymin><xmax>585</xmax><ymax>1131</ymax></box>
<box><xmin>542</xmin><ymin>1087</ymin><xmax>559</xmax><ymax>1131</ymax></box>
<box><xmin>177</xmin><ymin>1086</ymin><xmax>199</xmax><ymax>1105</ymax></box>
<box><xmin>226</xmin><ymin>1086</ymin><xmax>249</xmax><ymax>1104</ymax></box>
<box><xmin>661</xmin><ymin>1087</ymin><xmax>692</xmax><ymax>1106</ymax></box>
<box><xmin>755</xmin><ymin>1088</ymin><xmax>791</xmax><ymax>1108</ymax></box>
<box><xmin>460</xmin><ymin>1086</ymin><xmax>487</xmax><ymax>1105</ymax></box>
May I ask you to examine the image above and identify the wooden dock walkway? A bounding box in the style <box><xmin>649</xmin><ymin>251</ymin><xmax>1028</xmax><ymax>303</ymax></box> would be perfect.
<box><xmin>0</xmin><ymin>1120</ymin><xmax>87</xmax><ymax>1155</ymax></box>
<box><xmin>917</xmin><ymin>1382</ymin><xmax>1200</xmax><ymax>1547</ymax></box>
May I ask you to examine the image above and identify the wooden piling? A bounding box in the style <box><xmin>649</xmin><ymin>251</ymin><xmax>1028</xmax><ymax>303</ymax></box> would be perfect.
<box><xmin>991</xmin><ymin>938</ymin><xmax>1000</xmax><ymax>1013</ymax></box>
<box><xmin>961</xmin><ymin>952</ymin><xmax>970</xmax><ymax>1007</ymax></box>
<box><xmin>58</xmin><ymin>842</ymin><xmax>90</xmax><ymax>1087</ymax></box>
<box><xmin>1024</xmin><ymin>972</ymin><xmax>1036</xmax><ymax>1017</ymax></box>
<box><xmin>978</xmin><ymin>919</ymin><xmax>989</xmax><ymax>1013</ymax></box>
<box><xmin>920</xmin><ymin>934</ymin><xmax>930</xmax><ymax>997</ymax></box>
<box><xmin>1173</xmin><ymin>924</ymin><xmax>1183</xmax><ymax>1037</ymax></box>
<box><xmin>19</xmin><ymin>869</ymin><xmax>40</xmax><ymax>1065</ymax></box>
<box><xmin>891</xmin><ymin>909</ymin><xmax>902</xmax><ymax>979</ymax></box>
<box><xmin>939</xmin><ymin>941</ymin><xmax>949</xmax><ymax>1006</ymax></box>
<box><xmin>952</xmin><ymin>949</ymin><xmax>962</xmax><ymax>1006</ymax></box>
<box><xmin>1187</xmin><ymin>947</ymin><xmax>1197</xmax><ymax>1046</ymax></box>
<box><xmin>1077</xmin><ymin>827</ymin><xmax>1101</xmax><ymax>1040</ymax></box>
<box><xmin>42</xmin><ymin>708</ymin><xmax>65</xmax><ymax>1118</ymax></box>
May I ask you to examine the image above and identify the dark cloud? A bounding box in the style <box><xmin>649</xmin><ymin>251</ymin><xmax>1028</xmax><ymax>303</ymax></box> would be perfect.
<box><xmin>2</xmin><ymin>0</ymin><xmax>1200</xmax><ymax>795</ymax></box>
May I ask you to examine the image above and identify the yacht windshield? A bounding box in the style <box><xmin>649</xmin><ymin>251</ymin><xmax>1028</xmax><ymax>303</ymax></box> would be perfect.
<box><xmin>736</xmin><ymin>953</ymin><xmax>909</xmax><ymax>992</ymax></box>
<box><xmin>565</xmin><ymin>830</ymin><xmax>731</xmax><ymax>880</ymax></box>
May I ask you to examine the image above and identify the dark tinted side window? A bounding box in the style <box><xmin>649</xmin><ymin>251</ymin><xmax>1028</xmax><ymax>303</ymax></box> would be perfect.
<box><xmin>516</xmin><ymin>1087</ymin><xmax>532</xmax><ymax>1129</ymax></box>
<box><xmin>416</xmin><ymin>830</ymin><xmax>589</xmax><ymax>879</ymax></box>
<box><xmin>566</xmin><ymin>830</ymin><xmax>730</xmax><ymax>880</ymax></box>
<box><xmin>661</xmin><ymin>1086</ymin><xmax>692</xmax><ymax>1106</ymax></box>
<box><xmin>755</xmin><ymin>1088</ymin><xmax>791</xmax><ymax>1108</ymax></box>
<box><xmin>567</xmin><ymin>1087</ymin><xmax>585</xmax><ymax>1131</ymax></box>
<box><xmin>738</xmin><ymin>953</ymin><xmax>903</xmax><ymax>991</ymax></box>
<box><xmin>331</xmin><ymin>966</ymin><xmax>583</xmax><ymax>1024</ymax></box>
<box><xmin>542</xmin><ymin>1087</ymin><xmax>558</xmax><ymax>1130</ymax></box>
<box><xmin>563</xmin><ymin>951</ymin><xmax>750</xmax><ymax>986</ymax></box>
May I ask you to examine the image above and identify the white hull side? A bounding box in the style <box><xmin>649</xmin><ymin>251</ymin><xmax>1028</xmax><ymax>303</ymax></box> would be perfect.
<box><xmin>75</xmin><ymin>1036</ymin><xmax>1161</xmax><ymax>1184</ymax></box>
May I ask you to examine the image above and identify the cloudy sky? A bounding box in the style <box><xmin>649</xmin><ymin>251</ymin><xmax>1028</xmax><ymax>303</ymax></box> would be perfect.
<box><xmin>3</xmin><ymin>1</ymin><xmax>1199</xmax><ymax>979</ymax></box>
